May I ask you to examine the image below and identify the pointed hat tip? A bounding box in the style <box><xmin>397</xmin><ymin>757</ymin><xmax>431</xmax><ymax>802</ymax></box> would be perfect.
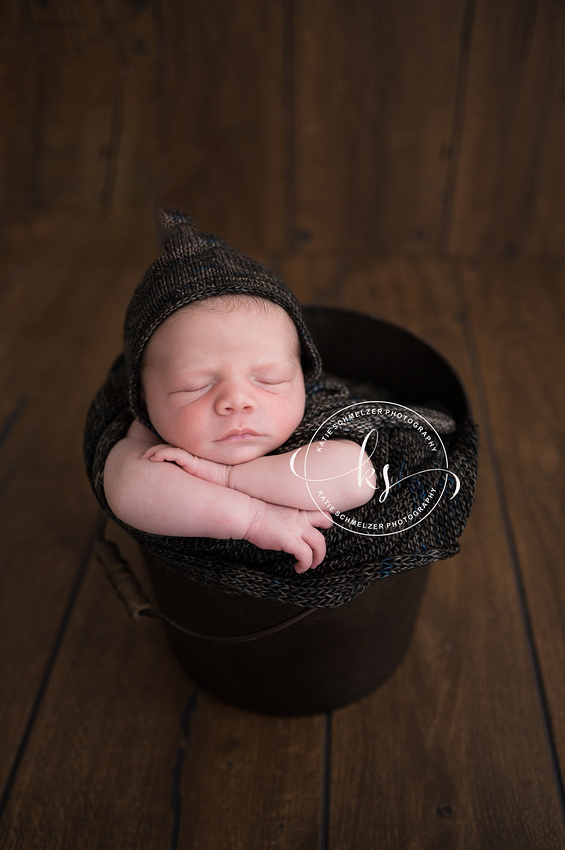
<box><xmin>158</xmin><ymin>209</ymin><xmax>199</xmax><ymax>244</ymax></box>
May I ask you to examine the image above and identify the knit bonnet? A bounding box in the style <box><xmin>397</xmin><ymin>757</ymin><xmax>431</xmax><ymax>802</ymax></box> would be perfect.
<box><xmin>124</xmin><ymin>210</ymin><xmax>322</xmax><ymax>431</ymax></box>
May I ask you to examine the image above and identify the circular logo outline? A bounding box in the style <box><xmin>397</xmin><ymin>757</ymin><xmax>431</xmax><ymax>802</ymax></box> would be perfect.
<box><xmin>298</xmin><ymin>401</ymin><xmax>453</xmax><ymax>537</ymax></box>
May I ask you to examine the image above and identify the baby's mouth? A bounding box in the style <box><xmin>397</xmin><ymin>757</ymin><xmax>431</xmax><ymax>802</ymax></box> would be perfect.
<box><xmin>217</xmin><ymin>428</ymin><xmax>261</xmax><ymax>442</ymax></box>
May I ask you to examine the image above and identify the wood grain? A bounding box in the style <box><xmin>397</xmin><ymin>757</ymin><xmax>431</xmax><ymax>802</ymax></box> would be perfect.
<box><xmin>523</xmin><ymin>6</ymin><xmax>565</xmax><ymax>256</ymax></box>
<box><xmin>330</xmin><ymin>476</ymin><xmax>565</xmax><ymax>848</ymax></box>
<box><xmin>449</xmin><ymin>0</ymin><xmax>565</xmax><ymax>257</ymax></box>
<box><xmin>155</xmin><ymin>0</ymin><xmax>287</xmax><ymax>252</ymax></box>
<box><xmin>3</xmin><ymin>1</ymin><xmax>565</xmax><ymax>257</ymax></box>
<box><xmin>293</xmin><ymin>0</ymin><xmax>465</xmax><ymax>255</ymax></box>
<box><xmin>461</xmin><ymin>258</ymin><xmax>565</xmax><ymax>779</ymax></box>
<box><xmin>0</xmin><ymin>530</ymin><xmax>190</xmax><ymax>850</ymax></box>
<box><xmin>178</xmin><ymin>695</ymin><xmax>325</xmax><ymax>850</ymax></box>
<box><xmin>0</xmin><ymin>212</ymin><xmax>156</xmax><ymax>794</ymax></box>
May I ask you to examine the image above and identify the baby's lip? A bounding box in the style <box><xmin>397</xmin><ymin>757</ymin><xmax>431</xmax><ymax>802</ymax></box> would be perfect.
<box><xmin>217</xmin><ymin>428</ymin><xmax>261</xmax><ymax>442</ymax></box>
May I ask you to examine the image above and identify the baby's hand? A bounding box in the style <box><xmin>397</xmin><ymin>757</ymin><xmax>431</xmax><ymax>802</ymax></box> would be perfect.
<box><xmin>141</xmin><ymin>444</ymin><xmax>230</xmax><ymax>487</ymax></box>
<box><xmin>244</xmin><ymin>502</ymin><xmax>333</xmax><ymax>573</ymax></box>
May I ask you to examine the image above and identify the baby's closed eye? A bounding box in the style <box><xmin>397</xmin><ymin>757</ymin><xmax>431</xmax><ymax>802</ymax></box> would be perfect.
<box><xmin>169</xmin><ymin>382</ymin><xmax>212</xmax><ymax>396</ymax></box>
<box><xmin>254</xmin><ymin>377</ymin><xmax>294</xmax><ymax>392</ymax></box>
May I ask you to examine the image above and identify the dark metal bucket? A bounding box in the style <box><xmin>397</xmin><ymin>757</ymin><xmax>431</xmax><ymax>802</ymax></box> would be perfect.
<box><xmin>98</xmin><ymin>307</ymin><xmax>471</xmax><ymax>715</ymax></box>
<box><xmin>141</xmin><ymin>549</ymin><xmax>430</xmax><ymax>715</ymax></box>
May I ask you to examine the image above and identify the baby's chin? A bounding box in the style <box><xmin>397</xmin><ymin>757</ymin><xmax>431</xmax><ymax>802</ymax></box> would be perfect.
<box><xmin>204</xmin><ymin>443</ymin><xmax>272</xmax><ymax>464</ymax></box>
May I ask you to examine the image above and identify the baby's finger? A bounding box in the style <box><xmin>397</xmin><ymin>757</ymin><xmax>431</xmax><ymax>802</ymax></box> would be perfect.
<box><xmin>303</xmin><ymin>525</ymin><xmax>327</xmax><ymax>570</ymax></box>
<box><xmin>292</xmin><ymin>539</ymin><xmax>314</xmax><ymax>574</ymax></box>
<box><xmin>307</xmin><ymin>510</ymin><xmax>333</xmax><ymax>529</ymax></box>
<box><xmin>140</xmin><ymin>446</ymin><xmax>155</xmax><ymax>459</ymax></box>
<box><xmin>147</xmin><ymin>446</ymin><xmax>184</xmax><ymax>464</ymax></box>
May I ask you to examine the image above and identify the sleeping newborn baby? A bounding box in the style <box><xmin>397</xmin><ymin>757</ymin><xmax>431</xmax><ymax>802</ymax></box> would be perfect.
<box><xmin>86</xmin><ymin>210</ymin><xmax>476</xmax><ymax>602</ymax></box>
<box><xmin>103</xmin><ymin>215</ymin><xmax>374</xmax><ymax>574</ymax></box>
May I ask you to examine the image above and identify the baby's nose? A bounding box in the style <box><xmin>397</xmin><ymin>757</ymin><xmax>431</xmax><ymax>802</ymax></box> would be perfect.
<box><xmin>214</xmin><ymin>382</ymin><xmax>257</xmax><ymax>414</ymax></box>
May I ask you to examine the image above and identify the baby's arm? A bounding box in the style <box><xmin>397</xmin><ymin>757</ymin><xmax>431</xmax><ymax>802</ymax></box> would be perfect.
<box><xmin>104</xmin><ymin>421</ymin><xmax>331</xmax><ymax>573</ymax></box>
<box><xmin>144</xmin><ymin>439</ymin><xmax>375</xmax><ymax>512</ymax></box>
<box><xmin>230</xmin><ymin>442</ymin><xmax>375</xmax><ymax>512</ymax></box>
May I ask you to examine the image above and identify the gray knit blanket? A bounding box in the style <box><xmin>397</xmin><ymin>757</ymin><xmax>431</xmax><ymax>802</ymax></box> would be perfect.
<box><xmin>84</xmin><ymin>355</ymin><xmax>478</xmax><ymax>608</ymax></box>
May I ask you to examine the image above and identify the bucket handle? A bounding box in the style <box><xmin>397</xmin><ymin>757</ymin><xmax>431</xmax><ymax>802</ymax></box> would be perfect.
<box><xmin>95</xmin><ymin>512</ymin><xmax>316</xmax><ymax>644</ymax></box>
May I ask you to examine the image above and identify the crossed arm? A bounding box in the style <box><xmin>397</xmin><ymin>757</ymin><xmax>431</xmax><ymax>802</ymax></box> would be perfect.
<box><xmin>104</xmin><ymin>420</ymin><xmax>375</xmax><ymax>573</ymax></box>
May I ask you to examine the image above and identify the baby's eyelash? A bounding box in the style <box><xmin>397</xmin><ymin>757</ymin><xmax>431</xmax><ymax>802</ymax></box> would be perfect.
<box><xmin>171</xmin><ymin>384</ymin><xmax>210</xmax><ymax>395</ymax></box>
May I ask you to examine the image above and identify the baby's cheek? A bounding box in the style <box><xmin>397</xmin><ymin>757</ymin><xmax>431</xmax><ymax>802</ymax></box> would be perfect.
<box><xmin>161</xmin><ymin>407</ymin><xmax>204</xmax><ymax>454</ymax></box>
<box><xmin>272</xmin><ymin>395</ymin><xmax>305</xmax><ymax>442</ymax></box>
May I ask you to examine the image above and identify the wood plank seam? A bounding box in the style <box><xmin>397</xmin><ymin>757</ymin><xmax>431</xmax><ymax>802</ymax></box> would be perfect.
<box><xmin>319</xmin><ymin>712</ymin><xmax>332</xmax><ymax>850</ymax></box>
<box><xmin>100</xmin><ymin>90</ymin><xmax>124</xmax><ymax>210</ymax></box>
<box><xmin>439</xmin><ymin>0</ymin><xmax>477</xmax><ymax>255</ymax></box>
<box><xmin>512</xmin><ymin>2</ymin><xmax>563</xmax><ymax>255</ymax></box>
<box><xmin>450</xmin><ymin>263</ymin><xmax>565</xmax><ymax>823</ymax></box>
<box><xmin>0</xmin><ymin>512</ymin><xmax>99</xmax><ymax>821</ymax></box>
<box><xmin>170</xmin><ymin>689</ymin><xmax>199</xmax><ymax>850</ymax></box>
<box><xmin>0</xmin><ymin>396</ymin><xmax>29</xmax><ymax>450</ymax></box>
<box><xmin>283</xmin><ymin>0</ymin><xmax>297</xmax><ymax>251</ymax></box>
<box><xmin>0</xmin><ymin>396</ymin><xmax>30</xmax><ymax>498</ymax></box>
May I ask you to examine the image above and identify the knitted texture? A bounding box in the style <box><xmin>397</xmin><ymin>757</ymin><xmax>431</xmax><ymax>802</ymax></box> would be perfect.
<box><xmin>84</xmin><ymin>355</ymin><xmax>479</xmax><ymax>608</ymax></box>
<box><xmin>125</xmin><ymin>210</ymin><xmax>321</xmax><ymax>432</ymax></box>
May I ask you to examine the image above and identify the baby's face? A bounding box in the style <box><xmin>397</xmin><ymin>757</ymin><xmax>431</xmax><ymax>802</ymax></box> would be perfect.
<box><xmin>141</xmin><ymin>300</ymin><xmax>306</xmax><ymax>464</ymax></box>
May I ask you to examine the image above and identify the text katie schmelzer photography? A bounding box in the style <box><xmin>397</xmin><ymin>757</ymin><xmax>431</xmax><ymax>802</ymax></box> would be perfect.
<box><xmin>290</xmin><ymin>402</ymin><xmax>461</xmax><ymax>537</ymax></box>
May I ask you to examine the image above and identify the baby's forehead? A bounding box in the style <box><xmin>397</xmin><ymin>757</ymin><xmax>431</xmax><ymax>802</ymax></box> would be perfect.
<box><xmin>190</xmin><ymin>294</ymin><xmax>294</xmax><ymax>319</ymax></box>
<box><xmin>142</xmin><ymin>296</ymin><xmax>300</xmax><ymax>368</ymax></box>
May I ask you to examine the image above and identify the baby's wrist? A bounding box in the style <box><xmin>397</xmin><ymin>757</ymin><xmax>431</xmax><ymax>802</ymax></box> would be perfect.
<box><xmin>242</xmin><ymin>497</ymin><xmax>266</xmax><ymax>542</ymax></box>
<box><xmin>225</xmin><ymin>463</ymin><xmax>236</xmax><ymax>490</ymax></box>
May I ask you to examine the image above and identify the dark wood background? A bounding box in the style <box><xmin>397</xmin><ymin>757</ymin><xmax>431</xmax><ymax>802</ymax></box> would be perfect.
<box><xmin>2</xmin><ymin>0</ymin><xmax>565</xmax><ymax>257</ymax></box>
<box><xmin>1</xmin><ymin>1</ymin><xmax>564</xmax><ymax>848</ymax></box>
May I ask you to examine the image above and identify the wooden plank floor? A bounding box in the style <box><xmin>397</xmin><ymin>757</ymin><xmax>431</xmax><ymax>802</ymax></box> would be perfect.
<box><xmin>0</xmin><ymin>212</ymin><xmax>564</xmax><ymax>849</ymax></box>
